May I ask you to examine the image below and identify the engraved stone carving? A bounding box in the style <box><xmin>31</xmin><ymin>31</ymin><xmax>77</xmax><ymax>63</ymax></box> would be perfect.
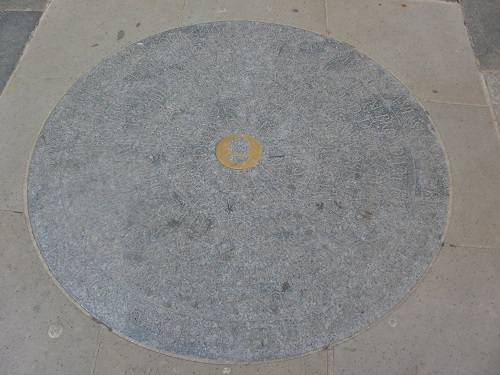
<box><xmin>27</xmin><ymin>21</ymin><xmax>449</xmax><ymax>361</ymax></box>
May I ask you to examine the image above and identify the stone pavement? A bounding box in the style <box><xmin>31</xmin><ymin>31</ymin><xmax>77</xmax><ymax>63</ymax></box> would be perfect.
<box><xmin>0</xmin><ymin>0</ymin><xmax>499</xmax><ymax>374</ymax></box>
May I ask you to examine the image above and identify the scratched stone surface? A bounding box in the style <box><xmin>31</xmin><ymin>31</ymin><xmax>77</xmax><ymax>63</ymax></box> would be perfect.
<box><xmin>27</xmin><ymin>21</ymin><xmax>449</xmax><ymax>361</ymax></box>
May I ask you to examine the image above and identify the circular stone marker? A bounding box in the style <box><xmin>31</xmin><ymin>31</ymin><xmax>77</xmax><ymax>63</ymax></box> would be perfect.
<box><xmin>27</xmin><ymin>21</ymin><xmax>449</xmax><ymax>361</ymax></box>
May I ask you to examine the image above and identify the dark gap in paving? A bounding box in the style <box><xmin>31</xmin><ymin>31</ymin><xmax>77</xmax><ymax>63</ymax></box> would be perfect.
<box><xmin>484</xmin><ymin>73</ymin><xmax>500</xmax><ymax>123</ymax></box>
<box><xmin>0</xmin><ymin>11</ymin><xmax>41</xmax><ymax>93</ymax></box>
<box><xmin>459</xmin><ymin>0</ymin><xmax>500</xmax><ymax>70</ymax></box>
<box><xmin>0</xmin><ymin>0</ymin><xmax>47</xmax><ymax>11</ymax></box>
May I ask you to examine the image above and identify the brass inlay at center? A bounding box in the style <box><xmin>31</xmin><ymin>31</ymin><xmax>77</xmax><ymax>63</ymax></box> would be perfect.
<box><xmin>215</xmin><ymin>134</ymin><xmax>262</xmax><ymax>170</ymax></box>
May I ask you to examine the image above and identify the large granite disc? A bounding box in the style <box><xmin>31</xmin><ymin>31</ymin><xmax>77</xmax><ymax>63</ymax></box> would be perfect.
<box><xmin>27</xmin><ymin>21</ymin><xmax>449</xmax><ymax>361</ymax></box>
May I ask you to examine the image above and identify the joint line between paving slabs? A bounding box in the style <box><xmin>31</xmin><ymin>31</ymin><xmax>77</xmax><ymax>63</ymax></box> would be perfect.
<box><xmin>412</xmin><ymin>0</ymin><xmax>460</xmax><ymax>5</ymax></box>
<box><xmin>180</xmin><ymin>0</ymin><xmax>187</xmax><ymax>25</ymax></box>
<box><xmin>90</xmin><ymin>326</ymin><xmax>103</xmax><ymax>375</ymax></box>
<box><xmin>15</xmin><ymin>74</ymin><xmax>81</xmax><ymax>79</ymax></box>
<box><xmin>445</xmin><ymin>243</ymin><xmax>500</xmax><ymax>250</ymax></box>
<box><xmin>0</xmin><ymin>209</ymin><xmax>23</xmax><ymax>214</ymax></box>
<box><xmin>326</xmin><ymin>349</ymin><xmax>329</xmax><ymax>375</ymax></box>
<box><xmin>325</xmin><ymin>0</ymin><xmax>329</xmax><ymax>35</ymax></box>
<box><xmin>423</xmin><ymin>99</ymin><xmax>490</xmax><ymax>107</ymax></box>
<box><xmin>327</xmin><ymin>348</ymin><xmax>334</xmax><ymax>375</ymax></box>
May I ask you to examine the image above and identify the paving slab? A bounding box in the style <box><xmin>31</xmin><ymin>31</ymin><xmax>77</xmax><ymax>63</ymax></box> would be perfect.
<box><xmin>424</xmin><ymin>102</ymin><xmax>500</xmax><ymax>248</ymax></box>
<box><xmin>0</xmin><ymin>11</ymin><xmax>41</xmax><ymax>92</ymax></box>
<box><xmin>332</xmin><ymin>245</ymin><xmax>500</xmax><ymax>375</ymax></box>
<box><xmin>327</xmin><ymin>0</ymin><xmax>487</xmax><ymax>106</ymax></box>
<box><xmin>0</xmin><ymin>76</ymin><xmax>76</xmax><ymax>212</ymax></box>
<box><xmin>460</xmin><ymin>0</ymin><xmax>500</xmax><ymax>70</ymax></box>
<box><xmin>93</xmin><ymin>327</ymin><xmax>327</xmax><ymax>374</ymax></box>
<box><xmin>182</xmin><ymin>0</ymin><xmax>326</xmax><ymax>34</ymax></box>
<box><xmin>13</xmin><ymin>0</ymin><xmax>185</xmax><ymax>79</ymax></box>
<box><xmin>0</xmin><ymin>0</ymin><xmax>47</xmax><ymax>11</ymax></box>
<box><xmin>0</xmin><ymin>211</ymin><xmax>100</xmax><ymax>375</ymax></box>
<box><xmin>484</xmin><ymin>73</ymin><xmax>500</xmax><ymax>124</ymax></box>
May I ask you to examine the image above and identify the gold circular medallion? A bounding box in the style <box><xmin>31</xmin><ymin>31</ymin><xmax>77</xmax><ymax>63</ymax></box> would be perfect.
<box><xmin>215</xmin><ymin>134</ymin><xmax>262</xmax><ymax>170</ymax></box>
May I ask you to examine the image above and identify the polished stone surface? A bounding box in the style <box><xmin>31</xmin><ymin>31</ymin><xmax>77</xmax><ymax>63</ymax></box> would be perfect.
<box><xmin>27</xmin><ymin>21</ymin><xmax>449</xmax><ymax>361</ymax></box>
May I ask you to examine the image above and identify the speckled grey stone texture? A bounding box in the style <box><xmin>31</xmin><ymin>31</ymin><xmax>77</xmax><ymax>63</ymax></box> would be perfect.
<box><xmin>27</xmin><ymin>21</ymin><xmax>449</xmax><ymax>361</ymax></box>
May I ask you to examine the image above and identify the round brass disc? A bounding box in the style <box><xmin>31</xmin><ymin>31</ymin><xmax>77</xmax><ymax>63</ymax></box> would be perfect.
<box><xmin>215</xmin><ymin>133</ymin><xmax>262</xmax><ymax>170</ymax></box>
